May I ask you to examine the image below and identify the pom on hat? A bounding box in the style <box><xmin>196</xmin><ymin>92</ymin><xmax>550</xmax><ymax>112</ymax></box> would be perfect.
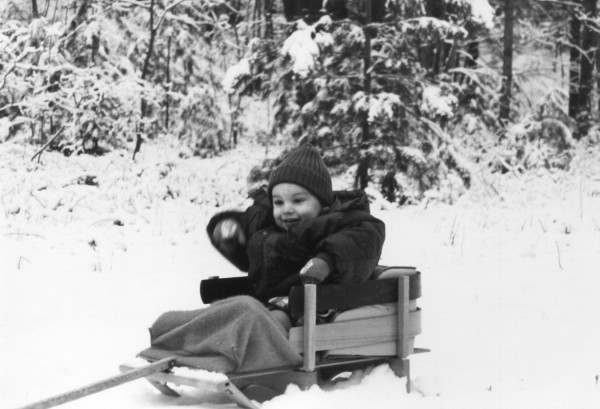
<box><xmin>268</xmin><ymin>144</ymin><xmax>333</xmax><ymax>206</ymax></box>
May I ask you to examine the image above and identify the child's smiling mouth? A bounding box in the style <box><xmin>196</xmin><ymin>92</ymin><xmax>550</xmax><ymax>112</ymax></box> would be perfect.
<box><xmin>281</xmin><ymin>218</ymin><xmax>300</xmax><ymax>227</ymax></box>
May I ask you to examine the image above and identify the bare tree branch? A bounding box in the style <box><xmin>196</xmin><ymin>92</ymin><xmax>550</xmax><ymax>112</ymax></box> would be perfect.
<box><xmin>31</xmin><ymin>126</ymin><xmax>65</xmax><ymax>162</ymax></box>
<box><xmin>0</xmin><ymin>47</ymin><xmax>40</xmax><ymax>89</ymax></box>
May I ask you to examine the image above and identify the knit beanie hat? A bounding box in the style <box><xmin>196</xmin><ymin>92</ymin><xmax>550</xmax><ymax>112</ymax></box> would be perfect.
<box><xmin>268</xmin><ymin>144</ymin><xmax>334</xmax><ymax>206</ymax></box>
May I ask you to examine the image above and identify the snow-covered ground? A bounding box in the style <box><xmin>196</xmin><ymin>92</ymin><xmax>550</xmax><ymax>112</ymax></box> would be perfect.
<box><xmin>1</xmin><ymin>139</ymin><xmax>600</xmax><ymax>409</ymax></box>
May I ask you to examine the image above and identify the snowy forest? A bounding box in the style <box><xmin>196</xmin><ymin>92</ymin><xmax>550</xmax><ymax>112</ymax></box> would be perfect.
<box><xmin>2</xmin><ymin>0</ymin><xmax>598</xmax><ymax>201</ymax></box>
<box><xmin>2</xmin><ymin>1</ymin><xmax>600</xmax><ymax>409</ymax></box>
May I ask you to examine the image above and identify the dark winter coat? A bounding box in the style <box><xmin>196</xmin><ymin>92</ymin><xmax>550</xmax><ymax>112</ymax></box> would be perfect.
<box><xmin>207</xmin><ymin>188</ymin><xmax>385</xmax><ymax>302</ymax></box>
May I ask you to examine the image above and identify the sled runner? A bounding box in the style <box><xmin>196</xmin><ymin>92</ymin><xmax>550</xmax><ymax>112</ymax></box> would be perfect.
<box><xmin>124</xmin><ymin>266</ymin><xmax>425</xmax><ymax>408</ymax></box>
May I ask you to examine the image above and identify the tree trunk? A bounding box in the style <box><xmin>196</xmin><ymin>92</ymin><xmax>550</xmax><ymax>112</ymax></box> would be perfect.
<box><xmin>64</xmin><ymin>0</ymin><xmax>88</xmax><ymax>51</ymax></box>
<box><xmin>31</xmin><ymin>0</ymin><xmax>39</xmax><ymax>18</ymax></box>
<box><xmin>363</xmin><ymin>0</ymin><xmax>372</xmax><ymax>106</ymax></box>
<box><xmin>499</xmin><ymin>0</ymin><xmax>514</xmax><ymax>122</ymax></box>
<box><xmin>578</xmin><ymin>0</ymin><xmax>597</xmax><ymax>136</ymax></box>
<box><xmin>70</xmin><ymin>0</ymin><xmax>89</xmax><ymax>31</ymax></box>
<box><xmin>252</xmin><ymin>0</ymin><xmax>260</xmax><ymax>38</ymax></box>
<box><xmin>264</xmin><ymin>0</ymin><xmax>274</xmax><ymax>38</ymax></box>
<box><xmin>141</xmin><ymin>0</ymin><xmax>156</xmax><ymax>118</ymax></box>
<box><xmin>422</xmin><ymin>0</ymin><xmax>447</xmax><ymax>74</ymax></box>
<box><xmin>165</xmin><ymin>35</ymin><xmax>171</xmax><ymax>130</ymax></box>
<box><xmin>357</xmin><ymin>0</ymin><xmax>373</xmax><ymax>190</ymax></box>
<box><xmin>597</xmin><ymin>36</ymin><xmax>600</xmax><ymax>119</ymax></box>
<box><xmin>568</xmin><ymin>3</ymin><xmax>582</xmax><ymax>119</ymax></box>
<box><xmin>355</xmin><ymin>154</ymin><xmax>371</xmax><ymax>190</ymax></box>
<box><xmin>464</xmin><ymin>33</ymin><xmax>479</xmax><ymax>68</ymax></box>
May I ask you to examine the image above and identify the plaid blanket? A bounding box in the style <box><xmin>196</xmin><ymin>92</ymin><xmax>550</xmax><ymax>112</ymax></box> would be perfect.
<box><xmin>138</xmin><ymin>296</ymin><xmax>302</xmax><ymax>373</ymax></box>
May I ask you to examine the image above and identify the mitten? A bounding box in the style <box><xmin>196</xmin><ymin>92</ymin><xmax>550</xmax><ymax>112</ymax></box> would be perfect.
<box><xmin>299</xmin><ymin>257</ymin><xmax>331</xmax><ymax>284</ymax></box>
<box><xmin>212</xmin><ymin>219</ymin><xmax>246</xmax><ymax>253</ymax></box>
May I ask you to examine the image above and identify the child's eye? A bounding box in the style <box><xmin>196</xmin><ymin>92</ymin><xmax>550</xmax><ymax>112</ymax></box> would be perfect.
<box><xmin>273</xmin><ymin>200</ymin><xmax>283</xmax><ymax>206</ymax></box>
<box><xmin>293</xmin><ymin>198</ymin><xmax>305</xmax><ymax>204</ymax></box>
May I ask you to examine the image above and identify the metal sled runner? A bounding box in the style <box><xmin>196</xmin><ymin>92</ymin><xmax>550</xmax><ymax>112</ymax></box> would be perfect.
<box><xmin>122</xmin><ymin>266</ymin><xmax>425</xmax><ymax>408</ymax></box>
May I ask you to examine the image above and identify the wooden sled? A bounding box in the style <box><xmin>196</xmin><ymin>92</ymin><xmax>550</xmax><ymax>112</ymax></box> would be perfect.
<box><xmin>120</xmin><ymin>266</ymin><xmax>426</xmax><ymax>408</ymax></box>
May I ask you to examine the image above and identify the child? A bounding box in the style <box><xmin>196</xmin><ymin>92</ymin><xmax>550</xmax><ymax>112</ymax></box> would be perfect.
<box><xmin>139</xmin><ymin>144</ymin><xmax>385</xmax><ymax>373</ymax></box>
<box><xmin>208</xmin><ymin>144</ymin><xmax>385</xmax><ymax>300</ymax></box>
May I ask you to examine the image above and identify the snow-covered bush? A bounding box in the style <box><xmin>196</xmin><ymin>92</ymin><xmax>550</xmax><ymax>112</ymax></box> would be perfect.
<box><xmin>1</xmin><ymin>0</ymin><xmax>231</xmax><ymax>156</ymax></box>
<box><xmin>0</xmin><ymin>12</ymin><xmax>151</xmax><ymax>153</ymax></box>
<box><xmin>420</xmin><ymin>85</ymin><xmax>458</xmax><ymax>122</ymax></box>
<box><xmin>495</xmin><ymin>88</ymin><xmax>574</xmax><ymax>172</ymax></box>
<box><xmin>175</xmin><ymin>85</ymin><xmax>225</xmax><ymax>157</ymax></box>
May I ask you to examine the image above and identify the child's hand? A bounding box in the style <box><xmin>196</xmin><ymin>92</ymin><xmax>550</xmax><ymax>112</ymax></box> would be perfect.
<box><xmin>213</xmin><ymin>219</ymin><xmax>246</xmax><ymax>246</ymax></box>
<box><xmin>299</xmin><ymin>258</ymin><xmax>330</xmax><ymax>284</ymax></box>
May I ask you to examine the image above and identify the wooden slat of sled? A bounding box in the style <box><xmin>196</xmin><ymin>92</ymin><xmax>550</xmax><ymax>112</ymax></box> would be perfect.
<box><xmin>288</xmin><ymin>309</ymin><xmax>422</xmax><ymax>354</ymax></box>
<box><xmin>302</xmin><ymin>283</ymin><xmax>317</xmax><ymax>372</ymax></box>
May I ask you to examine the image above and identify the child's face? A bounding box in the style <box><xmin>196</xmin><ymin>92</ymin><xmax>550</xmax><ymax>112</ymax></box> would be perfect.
<box><xmin>272</xmin><ymin>183</ymin><xmax>322</xmax><ymax>231</ymax></box>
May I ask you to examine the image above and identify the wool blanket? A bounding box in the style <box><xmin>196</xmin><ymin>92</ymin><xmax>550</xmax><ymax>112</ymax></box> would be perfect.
<box><xmin>138</xmin><ymin>296</ymin><xmax>302</xmax><ymax>373</ymax></box>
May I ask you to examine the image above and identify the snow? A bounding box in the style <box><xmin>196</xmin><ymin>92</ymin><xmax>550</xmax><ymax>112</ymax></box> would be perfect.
<box><xmin>281</xmin><ymin>27</ymin><xmax>320</xmax><ymax>77</ymax></box>
<box><xmin>223</xmin><ymin>58</ymin><xmax>251</xmax><ymax>94</ymax></box>
<box><xmin>470</xmin><ymin>0</ymin><xmax>495</xmax><ymax>29</ymax></box>
<box><xmin>420</xmin><ymin>85</ymin><xmax>458</xmax><ymax>119</ymax></box>
<box><xmin>404</xmin><ymin>17</ymin><xmax>468</xmax><ymax>38</ymax></box>
<box><xmin>2</xmin><ymin>140</ymin><xmax>600</xmax><ymax>409</ymax></box>
<box><xmin>280</xmin><ymin>18</ymin><xmax>333</xmax><ymax>77</ymax></box>
<box><xmin>352</xmin><ymin>92</ymin><xmax>401</xmax><ymax>123</ymax></box>
<box><xmin>452</xmin><ymin>0</ymin><xmax>495</xmax><ymax>29</ymax></box>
